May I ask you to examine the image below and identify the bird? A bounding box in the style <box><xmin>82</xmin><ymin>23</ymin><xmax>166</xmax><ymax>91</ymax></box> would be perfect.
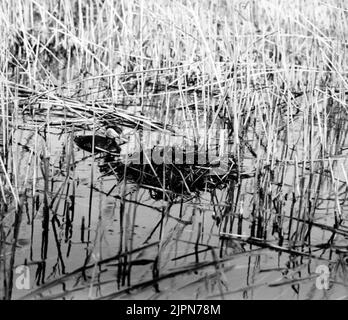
<box><xmin>74</xmin><ymin>126</ymin><xmax>127</xmax><ymax>155</ymax></box>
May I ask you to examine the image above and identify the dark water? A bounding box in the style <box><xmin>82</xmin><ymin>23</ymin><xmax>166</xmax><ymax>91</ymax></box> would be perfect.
<box><xmin>1</xmin><ymin>72</ymin><xmax>348</xmax><ymax>300</ymax></box>
<box><xmin>2</xmin><ymin>109</ymin><xmax>347</xmax><ymax>300</ymax></box>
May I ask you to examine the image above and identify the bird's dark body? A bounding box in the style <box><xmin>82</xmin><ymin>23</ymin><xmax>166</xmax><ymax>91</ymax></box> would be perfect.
<box><xmin>74</xmin><ymin>135</ymin><xmax>121</xmax><ymax>154</ymax></box>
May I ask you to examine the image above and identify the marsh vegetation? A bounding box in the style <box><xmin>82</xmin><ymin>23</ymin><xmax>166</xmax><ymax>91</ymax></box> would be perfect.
<box><xmin>1</xmin><ymin>0</ymin><xmax>348</xmax><ymax>300</ymax></box>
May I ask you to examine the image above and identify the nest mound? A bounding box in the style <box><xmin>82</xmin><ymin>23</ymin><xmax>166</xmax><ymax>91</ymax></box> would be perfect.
<box><xmin>99</xmin><ymin>146</ymin><xmax>238</xmax><ymax>201</ymax></box>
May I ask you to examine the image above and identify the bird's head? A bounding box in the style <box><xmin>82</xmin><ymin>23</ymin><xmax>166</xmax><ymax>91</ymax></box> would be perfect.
<box><xmin>105</xmin><ymin>126</ymin><xmax>128</xmax><ymax>144</ymax></box>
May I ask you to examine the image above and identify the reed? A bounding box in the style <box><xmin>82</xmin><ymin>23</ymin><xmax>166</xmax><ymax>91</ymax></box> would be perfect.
<box><xmin>1</xmin><ymin>0</ymin><xmax>348</xmax><ymax>300</ymax></box>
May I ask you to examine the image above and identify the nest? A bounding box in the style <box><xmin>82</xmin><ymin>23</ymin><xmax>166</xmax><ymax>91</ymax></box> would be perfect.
<box><xmin>99</xmin><ymin>146</ymin><xmax>239</xmax><ymax>201</ymax></box>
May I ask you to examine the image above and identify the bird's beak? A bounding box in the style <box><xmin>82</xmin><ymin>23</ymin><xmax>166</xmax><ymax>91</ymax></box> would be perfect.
<box><xmin>118</xmin><ymin>134</ymin><xmax>129</xmax><ymax>144</ymax></box>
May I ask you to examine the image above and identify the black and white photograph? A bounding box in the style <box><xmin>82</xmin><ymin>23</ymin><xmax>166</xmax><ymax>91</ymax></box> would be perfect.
<box><xmin>1</xmin><ymin>0</ymin><xmax>348</xmax><ymax>303</ymax></box>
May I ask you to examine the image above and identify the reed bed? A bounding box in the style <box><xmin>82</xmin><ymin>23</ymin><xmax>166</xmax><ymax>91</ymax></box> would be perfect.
<box><xmin>1</xmin><ymin>0</ymin><xmax>348</xmax><ymax>300</ymax></box>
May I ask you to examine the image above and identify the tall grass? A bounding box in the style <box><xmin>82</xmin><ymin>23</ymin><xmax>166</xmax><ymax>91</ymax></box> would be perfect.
<box><xmin>1</xmin><ymin>0</ymin><xmax>348</xmax><ymax>299</ymax></box>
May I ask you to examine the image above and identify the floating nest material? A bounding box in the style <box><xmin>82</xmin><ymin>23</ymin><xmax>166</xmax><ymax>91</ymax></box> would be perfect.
<box><xmin>73</xmin><ymin>132</ymin><xmax>252</xmax><ymax>201</ymax></box>
<box><xmin>98</xmin><ymin>146</ymin><xmax>240</xmax><ymax>201</ymax></box>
